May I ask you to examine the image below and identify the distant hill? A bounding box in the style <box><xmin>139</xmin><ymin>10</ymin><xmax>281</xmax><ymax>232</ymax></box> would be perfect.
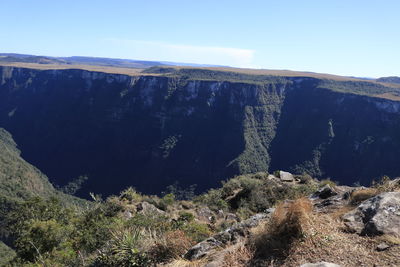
<box><xmin>377</xmin><ymin>76</ymin><xmax>400</xmax><ymax>84</ymax></box>
<box><xmin>0</xmin><ymin>53</ymin><xmax>222</xmax><ymax>69</ymax></box>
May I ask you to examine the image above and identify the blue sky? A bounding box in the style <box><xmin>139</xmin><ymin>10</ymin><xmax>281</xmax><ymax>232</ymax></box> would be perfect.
<box><xmin>1</xmin><ymin>0</ymin><xmax>399</xmax><ymax>77</ymax></box>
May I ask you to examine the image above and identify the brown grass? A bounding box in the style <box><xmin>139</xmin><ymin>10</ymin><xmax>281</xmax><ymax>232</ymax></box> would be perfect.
<box><xmin>282</xmin><ymin>212</ymin><xmax>400</xmax><ymax>267</ymax></box>
<box><xmin>349</xmin><ymin>188</ymin><xmax>378</xmax><ymax>205</ymax></box>
<box><xmin>162</xmin><ymin>258</ymin><xmax>208</xmax><ymax>267</ymax></box>
<box><xmin>3</xmin><ymin>62</ymin><xmax>396</xmax><ymax>85</ymax></box>
<box><xmin>250</xmin><ymin>198</ymin><xmax>313</xmax><ymax>263</ymax></box>
<box><xmin>221</xmin><ymin>243</ymin><xmax>254</xmax><ymax>267</ymax></box>
<box><xmin>0</xmin><ymin>62</ymin><xmax>145</xmax><ymax>76</ymax></box>
<box><xmin>148</xmin><ymin>230</ymin><xmax>194</xmax><ymax>263</ymax></box>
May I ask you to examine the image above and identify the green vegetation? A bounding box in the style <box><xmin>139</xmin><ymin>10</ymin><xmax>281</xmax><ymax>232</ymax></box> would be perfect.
<box><xmin>3</xmin><ymin>187</ymin><xmax>209</xmax><ymax>266</ymax></box>
<box><xmin>0</xmin><ymin>156</ymin><xmax>325</xmax><ymax>267</ymax></box>
<box><xmin>0</xmin><ymin>241</ymin><xmax>15</xmax><ymax>266</ymax></box>
<box><xmin>319</xmin><ymin>79</ymin><xmax>400</xmax><ymax>97</ymax></box>
<box><xmin>195</xmin><ymin>172</ymin><xmax>318</xmax><ymax>218</ymax></box>
<box><xmin>143</xmin><ymin>66</ymin><xmax>290</xmax><ymax>85</ymax></box>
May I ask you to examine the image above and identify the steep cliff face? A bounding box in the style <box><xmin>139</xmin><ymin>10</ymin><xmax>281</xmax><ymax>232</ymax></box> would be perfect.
<box><xmin>1</xmin><ymin>66</ymin><xmax>400</xmax><ymax>196</ymax></box>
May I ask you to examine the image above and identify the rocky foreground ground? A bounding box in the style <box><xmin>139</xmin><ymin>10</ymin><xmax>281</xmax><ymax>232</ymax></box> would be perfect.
<box><xmin>162</xmin><ymin>173</ymin><xmax>400</xmax><ymax>267</ymax></box>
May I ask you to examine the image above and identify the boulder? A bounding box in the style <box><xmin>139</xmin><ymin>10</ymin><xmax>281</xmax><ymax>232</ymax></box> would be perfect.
<box><xmin>342</xmin><ymin>192</ymin><xmax>400</xmax><ymax>237</ymax></box>
<box><xmin>312</xmin><ymin>185</ymin><xmax>338</xmax><ymax>199</ymax></box>
<box><xmin>136</xmin><ymin>201</ymin><xmax>165</xmax><ymax>215</ymax></box>
<box><xmin>184</xmin><ymin>237</ymin><xmax>222</xmax><ymax>260</ymax></box>
<box><xmin>376</xmin><ymin>242</ymin><xmax>390</xmax><ymax>251</ymax></box>
<box><xmin>196</xmin><ymin>207</ymin><xmax>215</xmax><ymax>223</ymax></box>
<box><xmin>279</xmin><ymin>171</ymin><xmax>295</xmax><ymax>182</ymax></box>
<box><xmin>185</xmin><ymin>211</ymin><xmax>274</xmax><ymax>260</ymax></box>
<box><xmin>300</xmin><ymin>262</ymin><xmax>341</xmax><ymax>267</ymax></box>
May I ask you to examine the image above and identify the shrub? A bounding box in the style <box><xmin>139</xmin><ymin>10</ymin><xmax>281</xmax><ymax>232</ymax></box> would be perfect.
<box><xmin>14</xmin><ymin>219</ymin><xmax>69</xmax><ymax>262</ymax></box>
<box><xmin>119</xmin><ymin>187</ymin><xmax>142</xmax><ymax>203</ymax></box>
<box><xmin>182</xmin><ymin>222</ymin><xmax>212</xmax><ymax>243</ymax></box>
<box><xmin>296</xmin><ymin>173</ymin><xmax>314</xmax><ymax>184</ymax></box>
<box><xmin>94</xmin><ymin>227</ymin><xmax>150</xmax><ymax>267</ymax></box>
<box><xmin>195</xmin><ymin>189</ymin><xmax>228</xmax><ymax>211</ymax></box>
<box><xmin>71</xmin><ymin>207</ymin><xmax>116</xmax><ymax>253</ymax></box>
<box><xmin>127</xmin><ymin>213</ymin><xmax>172</xmax><ymax>233</ymax></box>
<box><xmin>157</xmin><ymin>193</ymin><xmax>176</xmax><ymax>211</ymax></box>
<box><xmin>178</xmin><ymin>211</ymin><xmax>195</xmax><ymax>223</ymax></box>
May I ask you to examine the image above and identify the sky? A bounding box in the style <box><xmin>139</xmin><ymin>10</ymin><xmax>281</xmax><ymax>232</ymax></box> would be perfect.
<box><xmin>1</xmin><ymin>0</ymin><xmax>399</xmax><ymax>77</ymax></box>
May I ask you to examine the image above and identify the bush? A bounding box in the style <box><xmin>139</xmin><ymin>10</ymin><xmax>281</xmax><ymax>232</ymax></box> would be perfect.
<box><xmin>195</xmin><ymin>189</ymin><xmax>228</xmax><ymax>211</ymax></box>
<box><xmin>182</xmin><ymin>222</ymin><xmax>213</xmax><ymax>243</ymax></box>
<box><xmin>127</xmin><ymin>213</ymin><xmax>172</xmax><ymax>233</ymax></box>
<box><xmin>13</xmin><ymin>219</ymin><xmax>69</xmax><ymax>262</ymax></box>
<box><xmin>71</xmin><ymin>206</ymin><xmax>117</xmax><ymax>253</ymax></box>
<box><xmin>119</xmin><ymin>187</ymin><xmax>142</xmax><ymax>203</ymax></box>
<box><xmin>296</xmin><ymin>174</ymin><xmax>314</xmax><ymax>184</ymax></box>
<box><xmin>178</xmin><ymin>211</ymin><xmax>195</xmax><ymax>223</ymax></box>
<box><xmin>156</xmin><ymin>193</ymin><xmax>176</xmax><ymax>211</ymax></box>
<box><xmin>94</xmin><ymin>227</ymin><xmax>151</xmax><ymax>267</ymax></box>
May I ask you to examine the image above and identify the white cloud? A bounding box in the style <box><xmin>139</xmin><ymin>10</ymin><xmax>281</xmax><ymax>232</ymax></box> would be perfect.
<box><xmin>104</xmin><ymin>39</ymin><xmax>256</xmax><ymax>68</ymax></box>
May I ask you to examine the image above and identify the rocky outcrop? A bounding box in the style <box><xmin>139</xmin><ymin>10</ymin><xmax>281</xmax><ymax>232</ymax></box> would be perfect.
<box><xmin>136</xmin><ymin>202</ymin><xmax>165</xmax><ymax>215</ymax></box>
<box><xmin>342</xmin><ymin>192</ymin><xmax>400</xmax><ymax>237</ymax></box>
<box><xmin>185</xmin><ymin>211</ymin><xmax>274</xmax><ymax>260</ymax></box>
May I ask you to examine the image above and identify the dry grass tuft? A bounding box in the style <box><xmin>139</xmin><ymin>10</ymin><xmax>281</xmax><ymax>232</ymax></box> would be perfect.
<box><xmin>163</xmin><ymin>258</ymin><xmax>208</xmax><ymax>267</ymax></box>
<box><xmin>378</xmin><ymin>234</ymin><xmax>400</xmax><ymax>245</ymax></box>
<box><xmin>148</xmin><ymin>230</ymin><xmax>194</xmax><ymax>263</ymax></box>
<box><xmin>251</xmin><ymin>198</ymin><xmax>313</xmax><ymax>262</ymax></box>
<box><xmin>221</xmin><ymin>243</ymin><xmax>254</xmax><ymax>267</ymax></box>
<box><xmin>349</xmin><ymin>188</ymin><xmax>378</xmax><ymax>205</ymax></box>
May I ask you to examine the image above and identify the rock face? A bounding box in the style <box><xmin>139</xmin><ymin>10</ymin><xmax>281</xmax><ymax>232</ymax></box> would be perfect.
<box><xmin>342</xmin><ymin>192</ymin><xmax>400</xmax><ymax>237</ymax></box>
<box><xmin>185</xmin><ymin>212</ymin><xmax>273</xmax><ymax>260</ymax></box>
<box><xmin>2</xmin><ymin>66</ymin><xmax>400</xmax><ymax>196</ymax></box>
<box><xmin>300</xmin><ymin>262</ymin><xmax>341</xmax><ymax>267</ymax></box>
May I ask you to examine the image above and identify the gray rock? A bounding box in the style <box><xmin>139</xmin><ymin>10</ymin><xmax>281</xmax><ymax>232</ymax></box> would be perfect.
<box><xmin>300</xmin><ymin>262</ymin><xmax>341</xmax><ymax>267</ymax></box>
<box><xmin>376</xmin><ymin>242</ymin><xmax>390</xmax><ymax>251</ymax></box>
<box><xmin>122</xmin><ymin>211</ymin><xmax>133</xmax><ymax>219</ymax></box>
<box><xmin>184</xmin><ymin>237</ymin><xmax>223</xmax><ymax>260</ymax></box>
<box><xmin>312</xmin><ymin>185</ymin><xmax>338</xmax><ymax>199</ymax></box>
<box><xmin>342</xmin><ymin>192</ymin><xmax>400</xmax><ymax>237</ymax></box>
<box><xmin>279</xmin><ymin>171</ymin><xmax>294</xmax><ymax>182</ymax></box>
<box><xmin>185</xmin><ymin>210</ymin><xmax>274</xmax><ymax>260</ymax></box>
<box><xmin>136</xmin><ymin>202</ymin><xmax>165</xmax><ymax>215</ymax></box>
<box><xmin>196</xmin><ymin>207</ymin><xmax>215</xmax><ymax>223</ymax></box>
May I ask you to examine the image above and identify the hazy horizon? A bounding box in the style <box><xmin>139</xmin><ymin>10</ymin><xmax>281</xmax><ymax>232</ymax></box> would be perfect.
<box><xmin>1</xmin><ymin>0</ymin><xmax>399</xmax><ymax>78</ymax></box>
